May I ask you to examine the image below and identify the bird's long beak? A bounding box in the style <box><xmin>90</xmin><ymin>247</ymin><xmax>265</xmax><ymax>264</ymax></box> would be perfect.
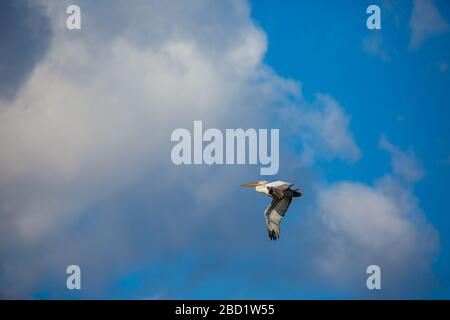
<box><xmin>240</xmin><ymin>182</ymin><xmax>263</xmax><ymax>187</ymax></box>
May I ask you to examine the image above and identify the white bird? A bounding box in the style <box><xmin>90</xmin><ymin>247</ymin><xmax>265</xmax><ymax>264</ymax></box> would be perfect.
<box><xmin>240</xmin><ymin>181</ymin><xmax>302</xmax><ymax>240</ymax></box>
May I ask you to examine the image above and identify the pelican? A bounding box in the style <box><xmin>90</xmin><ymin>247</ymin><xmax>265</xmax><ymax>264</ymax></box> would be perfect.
<box><xmin>241</xmin><ymin>181</ymin><xmax>302</xmax><ymax>240</ymax></box>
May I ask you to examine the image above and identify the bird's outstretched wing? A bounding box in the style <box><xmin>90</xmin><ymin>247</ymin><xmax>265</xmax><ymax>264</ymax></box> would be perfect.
<box><xmin>264</xmin><ymin>196</ymin><xmax>292</xmax><ymax>240</ymax></box>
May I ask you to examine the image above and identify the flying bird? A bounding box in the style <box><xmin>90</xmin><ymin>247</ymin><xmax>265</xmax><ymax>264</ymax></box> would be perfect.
<box><xmin>241</xmin><ymin>181</ymin><xmax>302</xmax><ymax>240</ymax></box>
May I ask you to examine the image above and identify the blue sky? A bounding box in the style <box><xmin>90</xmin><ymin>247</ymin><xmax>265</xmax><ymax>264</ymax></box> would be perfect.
<box><xmin>251</xmin><ymin>0</ymin><xmax>450</xmax><ymax>295</ymax></box>
<box><xmin>251</xmin><ymin>0</ymin><xmax>450</xmax><ymax>297</ymax></box>
<box><xmin>0</xmin><ymin>0</ymin><xmax>449</xmax><ymax>299</ymax></box>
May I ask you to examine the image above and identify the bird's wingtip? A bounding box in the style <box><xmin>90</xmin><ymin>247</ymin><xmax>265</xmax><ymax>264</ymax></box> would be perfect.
<box><xmin>268</xmin><ymin>229</ymin><xmax>279</xmax><ymax>240</ymax></box>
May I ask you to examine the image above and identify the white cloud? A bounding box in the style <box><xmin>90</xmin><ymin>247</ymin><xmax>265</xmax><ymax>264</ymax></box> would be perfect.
<box><xmin>312</xmin><ymin>139</ymin><xmax>437</xmax><ymax>294</ymax></box>
<box><xmin>363</xmin><ymin>32</ymin><xmax>390</xmax><ymax>61</ymax></box>
<box><xmin>0</xmin><ymin>0</ymin><xmax>268</xmax><ymax>238</ymax></box>
<box><xmin>379</xmin><ymin>135</ymin><xmax>425</xmax><ymax>183</ymax></box>
<box><xmin>0</xmin><ymin>0</ymin><xmax>274</xmax><ymax>297</ymax></box>
<box><xmin>280</xmin><ymin>94</ymin><xmax>361</xmax><ymax>166</ymax></box>
<box><xmin>409</xmin><ymin>0</ymin><xmax>448</xmax><ymax>49</ymax></box>
<box><xmin>0</xmin><ymin>0</ymin><xmax>362</xmax><ymax>297</ymax></box>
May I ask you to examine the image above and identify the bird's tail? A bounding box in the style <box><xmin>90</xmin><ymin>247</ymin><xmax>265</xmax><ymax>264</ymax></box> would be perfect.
<box><xmin>292</xmin><ymin>188</ymin><xmax>302</xmax><ymax>197</ymax></box>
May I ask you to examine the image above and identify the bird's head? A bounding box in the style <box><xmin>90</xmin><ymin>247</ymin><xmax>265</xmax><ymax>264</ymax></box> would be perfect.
<box><xmin>240</xmin><ymin>181</ymin><xmax>269</xmax><ymax>195</ymax></box>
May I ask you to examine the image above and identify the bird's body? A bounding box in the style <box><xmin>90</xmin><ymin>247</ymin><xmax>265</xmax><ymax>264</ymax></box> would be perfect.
<box><xmin>241</xmin><ymin>180</ymin><xmax>302</xmax><ymax>240</ymax></box>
